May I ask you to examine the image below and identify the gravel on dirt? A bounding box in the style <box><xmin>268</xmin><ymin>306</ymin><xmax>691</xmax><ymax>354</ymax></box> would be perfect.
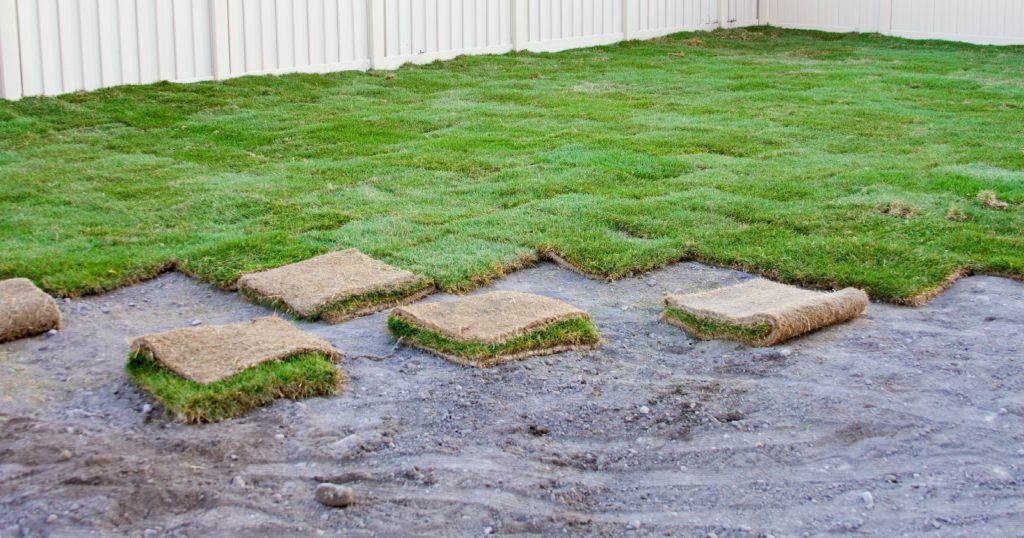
<box><xmin>1</xmin><ymin>261</ymin><xmax>1022</xmax><ymax>536</ymax></box>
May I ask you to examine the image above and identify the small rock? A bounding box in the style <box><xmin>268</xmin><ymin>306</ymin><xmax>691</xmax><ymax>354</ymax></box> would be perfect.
<box><xmin>142</xmin><ymin>403</ymin><xmax>153</xmax><ymax>414</ymax></box>
<box><xmin>45</xmin><ymin>329</ymin><xmax>58</xmax><ymax>338</ymax></box>
<box><xmin>639</xmin><ymin>405</ymin><xmax>651</xmax><ymax>415</ymax></box>
<box><xmin>645</xmin><ymin>278</ymin><xmax>657</xmax><ymax>287</ymax></box>
<box><xmin>627</xmin><ymin>519</ymin><xmax>641</xmax><ymax>530</ymax></box>
<box><xmin>61</xmin><ymin>449</ymin><xmax>73</xmax><ymax>460</ymax></box>
<box><xmin>128</xmin><ymin>302</ymin><xmax>136</xmax><ymax>307</ymax></box>
<box><xmin>46</xmin><ymin>514</ymin><xmax>58</xmax><ymax>523</ymax></box>
<box><xmin>190</xmin><ymin>319</ymin><xmax>203</xmax><ymax>326</ymax></box>
<box><xmin>315</xmin><ymin>483</ymin><xmax>356</xmax><ymax>508</ymax></box>
<box><xmin>232</xmin><ymin>476</ymin><xmax>247</xmax><ymax>488</ymax></box>
<box><xmin>483</xmin><ymin>527</ymin><xmax>493</xmax><ymax>535</ymax></box>
<box><xmin>101</xmin><ymin>307</ymin><xmax>111</xmax><ymax>314</ymax></box>
<box><xmin>274</xmin><ymin>433</ymin><xmax>285</xmax><ymax>440</ymax></box>
<box><xmin>860</xmin><ymin>491</ymin><xmax>874</xmax><ymax>509</ymax></box>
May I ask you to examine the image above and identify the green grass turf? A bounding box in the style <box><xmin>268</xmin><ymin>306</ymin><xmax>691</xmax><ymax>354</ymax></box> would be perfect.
<box><xmin>125</xmin><ymin>352</ymin><xmax>343</xmax><ymax>424</ymax></box>
<box><xmin>662</xmin><ymin>307</ymin><xmax>773</xmax><ymax>345</ymax></box>
<box><xmin>1</xmin><ymin>27</ymin><xmax>1022</xmax><ymax>303</ymax></box>
<box><xmin>239</xmin><ymin>278</ymin><xmax>434</xmax><ymax>323</ymax></box>
<box><xmin>387</xmin><ymin>315</ymin><xmax>601</xmax><ymax>366</ymax></box>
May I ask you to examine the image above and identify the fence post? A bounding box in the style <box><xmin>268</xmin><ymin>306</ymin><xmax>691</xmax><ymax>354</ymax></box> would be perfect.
<box><xmin>209</xmin><ymin>0</ymin><xmax>231</xmax><ymax>80</ymax></box>
<box><xmin>621</xmin><ymin>0</ymin><xmax>631</xmax><ymax>40</ymax></box>
<box><xmin>879</xmin><ymin>0</ymin><xmax>893</xmax><ymax>35</ymax></box>
<box><xmin>511</xmin><ymin>0</ymin><xmax>528</xmax><ymax>51</ymax></box>
<box><xmin>0</xmin><ymin>0</ymin><xmax>22</xmax><ymax>100</ymax></box>
<box><xmin>367</xmin><ymin>0</ymin><xmax>386</xmax><ymax>69</ymax></box>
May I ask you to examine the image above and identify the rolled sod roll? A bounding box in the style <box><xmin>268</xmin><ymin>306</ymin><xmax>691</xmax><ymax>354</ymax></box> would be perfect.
<box><xmin>0</xmin><ymin>278</ymin><xmax>61</xmax><ymax>343</ymax></box>
<box><xmin>663</xmin><ymin>278</ymin><xmax>869</xmax><ymax>346</ymax></box>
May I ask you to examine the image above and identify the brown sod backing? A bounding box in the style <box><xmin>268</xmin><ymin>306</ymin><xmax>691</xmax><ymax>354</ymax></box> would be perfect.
<box><xmin>237</xmin><ymin>249</ymin><xmax>430</xmax><ymax>323</ymax></box>
<box><xmin>391</xmin><ymin>291</ymin><xmax>590</xmax><ymax>345</ymax></box>
<box><xmin>0</xmin><ymin>278</ymin><xmax>61</xmax><ymax>343</ymax></box>
<box><xmin>130</xmin><ymin>317</ymin><xmax>342</xmax><ymax>385</ymax></box>
<box><xmin>663</xmin><ymin>279</ymin><xmax>870</xmax><ymax>346</ymax></box>
<box><xmin>390</xmin><ymin>291</ymin><xmax>599</xmax><ymax>366</ymax></box>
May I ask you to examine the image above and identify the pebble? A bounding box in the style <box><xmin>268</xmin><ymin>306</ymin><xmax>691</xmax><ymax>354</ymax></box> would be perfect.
<box><xmin>627</xmin><ymin>520</ymin><xmax>641</xmax><ymax>530</ymax></box>
<box><xmin>861</xmin><ymin>491</ymin><xmax>875</xmax><ymax>509</ymax></box>
<box><xmin>142</xmin><ymin>404</ymin><xmax>153</xmax><ymax>414</ymax></box>
<box><xmin>639</xmin><ymin>405</ymin><xmax>651</xmax><ymax>415</ymax></box>
<box><xmin>190</xmin><ymin>319</ymin><xmax>203</xmax><ymax>326</ymax></box>
<box><xmin>314</xmin><ymin>483</ymin><xmax>356</xmax><ymax>508</ymax></box>
<box><xmin>45</xmin><ymin>329</ymin><xmax>58</xmax><ymax>338</ymax></box>
<box><xmin>46</xmin><ymin>514</ymin><xmax>58</xmax><ymax>523</ymax></box>
<box><xmin>483</xmin><ymin>527</ymin><xmax>493</xmax><ymax>535</ymax></box>
<box><xmin>232</xmin><ymin>476</ymin><xmax>247</xmax><ymax>488</ymax></box>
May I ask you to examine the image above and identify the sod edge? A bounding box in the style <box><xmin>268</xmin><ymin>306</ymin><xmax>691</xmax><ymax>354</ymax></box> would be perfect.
<box><xmin>240</xmin><ymin>278</ymin><xmax>435</xmax><ymax>324</ymax></box>
<box><xmin>126</xmin><ymin>351</ymin><xmax>344</xmax><ymax>424</ymax></box>
<box><xmin>387</xmin><ymin>315</ymin><xmax>601</xmax><ymax>367</ymax></box>
<box><xmin>662</xmin><ymin>307</ymin><xmax>774</xmax><ymax>346</ymax></box>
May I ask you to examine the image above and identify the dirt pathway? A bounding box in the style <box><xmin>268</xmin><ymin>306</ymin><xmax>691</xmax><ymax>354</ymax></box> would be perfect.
<box><xmin>1</xmin><ymin>262</ymin><xmax>1022</xmax><ymax>537</ymax></box>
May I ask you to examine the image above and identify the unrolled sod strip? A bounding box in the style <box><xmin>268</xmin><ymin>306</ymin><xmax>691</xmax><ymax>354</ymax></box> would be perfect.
<box><xmin>237</xmin><ymin>249</ymin><xmax>434</xmax><ymax>324</ymax></box>
<box><xmin>388</xmin><ymin>291</ymin><xmax>601</xmax><ymax>367</ymax></box>
<box><xmin>662</xmin><ymin>278</ymin><xmax>869</xmax><ymax>347</ymax></box>
<box><xmin>0</xmin><ymin>278</ymin><xmax>62</xmax><ymax>343</ymax></box>
<box><xmin>127</xmin><ymin>317</ymin><xmax>344</xmax><ymax>423</ymax></box>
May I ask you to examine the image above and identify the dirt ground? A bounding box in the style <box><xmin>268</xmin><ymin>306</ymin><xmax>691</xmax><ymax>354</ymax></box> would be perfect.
<box><xmin>1</xmin><ymin>262</ymin><xmax>1022</xmax><ymax>537</ymax></box>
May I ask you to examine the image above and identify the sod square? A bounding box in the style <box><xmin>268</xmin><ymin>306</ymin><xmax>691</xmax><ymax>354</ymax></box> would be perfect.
<box><xmin>662</xmin><ymin>279</ymin><xmax>869</xmax><ymax>347</ymax></box>
<box><xmin>0</xmin><ymin>278</ymin><xmax>61</xmax><ymax>343</ymax></box>
<box><xmin>127</xmin><ymin>317</ymin><xmax>344</xmax><ymax>423</ymax></box>
<box><xmin>388</xmin><ymin>291</ymin><xmax>601</xmax><ymax>367</ymax></box>
<box><xmin>237</xmin><ymin>249</ymin><xmax>434</xmax><ymax>323</ymax></box>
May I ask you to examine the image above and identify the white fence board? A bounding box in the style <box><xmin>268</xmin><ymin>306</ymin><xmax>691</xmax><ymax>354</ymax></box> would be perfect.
<box><xmin>768</xmin><ymin>0</ymin><xmax>1024</xmax><ymax>44</ymax></box>
<box><xmin>2</xmin><ymin>0</ymin><xmax>1020</xmax><ymax>100</ymax></box>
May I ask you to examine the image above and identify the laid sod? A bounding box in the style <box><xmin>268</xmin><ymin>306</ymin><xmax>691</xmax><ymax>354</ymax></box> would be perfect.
<box><xmin>662</xmin><ymin>279</ymin><xmax>870</xmax><ymax>346</ymax></box>
<box><xmin>1</xmin><ymin>28</ymin><xmax>1022</xmax><ymax>303</ymax></box>
<box><xmin>126</xmin><ymin>351</ymin><xmax>343</xmax><ymax>424</ymax></box>
<box><xmin>0</xmin><ymin>278</ymin><xmax>61</xmax><ymax>343</ymax></box>
<box><xmin>388</xmin><ymin>292</ymin><xmax>601</xmax><ymax>366</ymax></box>
<box><xmin>237</xmin><ymin>249</ymin><xmax>434</xmax><ymax>323</ymax></box>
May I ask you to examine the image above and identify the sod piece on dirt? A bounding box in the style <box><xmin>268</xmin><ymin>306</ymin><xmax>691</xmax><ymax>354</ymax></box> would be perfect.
<box><xmin>663</xmin><ymin>279</ymin><xmax>870</xmax><ymax>347</ymax></box>
<box><xmin>127</xmin><ymin>317</ymin><xmax>344</xmax><ymax>422</ymax></box>
<box><xmin>388</xmin><ymin>291</ymin><xmax>600</xmax><ymax>367</ymax></box>
<box><xmin>237</xmin><ymin>249</ymin><xmax>433</xmax><ymax>324</ymax></box>
<box><xmin>0</xmin><ymin>278</ymin><xmax>61</xmax><ymax>343</ymax></box>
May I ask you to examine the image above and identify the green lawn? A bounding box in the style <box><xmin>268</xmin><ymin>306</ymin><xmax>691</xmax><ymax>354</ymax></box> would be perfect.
<box><xmin>1</xmin><ymin>27</ymin><xmax>1021</xmax><ymax>304</ymax></box>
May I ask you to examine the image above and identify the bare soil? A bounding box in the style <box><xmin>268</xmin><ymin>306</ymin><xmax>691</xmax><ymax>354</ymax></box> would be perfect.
<box><xmin>1</xmin><ymin>262</ymin><xmax>1022</xmax><ymax>537</ymax></box>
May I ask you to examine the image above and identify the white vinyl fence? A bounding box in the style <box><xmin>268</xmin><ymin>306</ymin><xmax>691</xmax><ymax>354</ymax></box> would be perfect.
<box><xmin>2</xmin><ymin>0</ymin><xmax>755</xmax><ymax>100</ymax></box>
<box><xmin>1</xmin><ymin>1</ymin><xmax>1021</xmax><ymax>100</ymax></box>
<box><xmin>765</xmin><ymin>0</ymin><xmax>1024</xmax><ymax>46</ymax></box>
